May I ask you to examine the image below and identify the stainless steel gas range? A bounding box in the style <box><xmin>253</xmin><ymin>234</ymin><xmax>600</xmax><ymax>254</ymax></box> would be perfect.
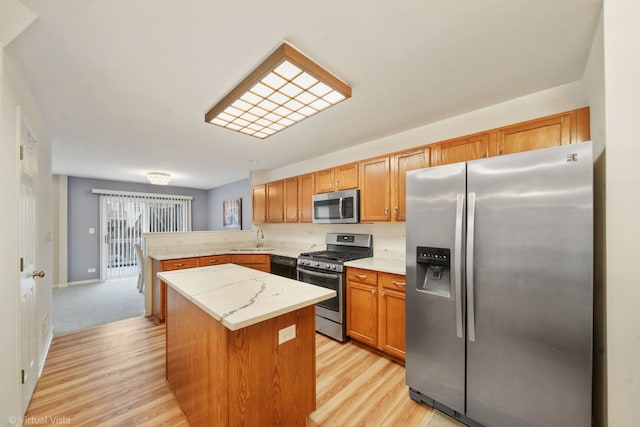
<box><xmin>297</xmin><ymin>233</ymin><xmax>373</xmax><ymax>342</ymax></box>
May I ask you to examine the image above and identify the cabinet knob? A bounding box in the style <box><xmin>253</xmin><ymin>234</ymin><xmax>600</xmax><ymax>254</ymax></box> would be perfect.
<box><xmin>370</xmin><ymin>289</ymin><xmax>376</xmax><ymax>295</ymax></box>
<box><xmin>392</xmin><ymin>281</ymin><xmax>406</xmax><ymax>286</ymax></box>
<box><xmin>385</xmin><ymin>208</ymin><xmax>389</xmax><ymax>219</ymax></box>
<box><xmin>208</xmin><ymin>259</ymin><xmax>218</xmax><ymax>264</ymax></box>
<box><xmin>394</xmin><ymin>207</ymin><xmax>398</xmax><ymax>220</ymax></box>
<box><xmin>381</xmin><ymin>291</ymin><xmax>385</xmax><ymax>297</ymax></box>
<box><xmin>174</xmin><ymin>263</ymin><xmax>184</xmax><ymax>267</ymax></box>
<box><xmin>356</xmin><ymin>274</ymin><xmax>367</xmax><ymax>279</ymax></box>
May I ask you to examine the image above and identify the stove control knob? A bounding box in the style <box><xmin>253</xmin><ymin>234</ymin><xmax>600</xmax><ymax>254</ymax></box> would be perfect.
<box><xmin>331</xmin><ymin>265</ymin><xmax>337</xmax><ymax>270</ymax></box>
<box><xmin>315</xmin><ymin>262</ymin><xmax>320</xmax><ymax>267</ymax></box>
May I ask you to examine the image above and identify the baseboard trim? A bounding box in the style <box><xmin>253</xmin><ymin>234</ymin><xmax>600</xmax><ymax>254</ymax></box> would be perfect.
<box><xmin>54</xmin><ymin>279</ymin><xmax>100</xmax><ymax>288</ymax></box>
<box><xmin>38</xmin><ymin>330</ymin><xmax>54</xmax><ymax>378</ymax></box>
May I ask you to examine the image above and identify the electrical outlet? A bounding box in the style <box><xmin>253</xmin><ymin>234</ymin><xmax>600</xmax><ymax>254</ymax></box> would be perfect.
<box><xmin>278</xmin><ymin>324</ymin><xmax>296</xmax><ymax>345</ymax></box>
<box><xmin>89</xmin><ymin>228</ymin><xmax>95</xmax><ymax>234</ymax></box>
<box><xmin>88</xmin><ymin>268</ymin><xmax>96</xmax><ymax>273</ymax></box>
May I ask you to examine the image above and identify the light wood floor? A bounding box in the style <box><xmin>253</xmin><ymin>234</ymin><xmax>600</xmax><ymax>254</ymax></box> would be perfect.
<box><xmin>26</xmin><ymin>316</ymin><xmax>433</xmax><ymax>426</ymax></box>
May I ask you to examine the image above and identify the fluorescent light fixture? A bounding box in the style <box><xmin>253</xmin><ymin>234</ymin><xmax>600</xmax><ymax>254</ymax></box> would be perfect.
<box><xmin>147</xmin><ymin>172</ymin><xmax>171</xmax><ymax>185</ymax></box>
<box><xmin>205</xmin><ymin>42</ymin><xmax>351</xmax><ymax>139</ymax></box>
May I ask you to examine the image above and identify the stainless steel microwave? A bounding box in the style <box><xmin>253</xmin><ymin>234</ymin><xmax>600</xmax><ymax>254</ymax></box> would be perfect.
<box><xmin>312</xmin><ymin>189</ymin><xmax>360</xmax><ymax>224</ymax></box>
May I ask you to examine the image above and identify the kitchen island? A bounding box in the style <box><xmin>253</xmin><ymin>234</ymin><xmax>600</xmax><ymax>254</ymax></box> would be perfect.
<box><xmin>157</xmin><ymin>264</ymin><xmax>335</xmax><ymax>427</ymax></box>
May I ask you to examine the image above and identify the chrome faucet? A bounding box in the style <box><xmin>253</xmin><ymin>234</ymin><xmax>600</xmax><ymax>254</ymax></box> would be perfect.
<box><xmin>256</xmin><ymin>227</ymin><xmax>264</xmax><ymax>248</ymax></box>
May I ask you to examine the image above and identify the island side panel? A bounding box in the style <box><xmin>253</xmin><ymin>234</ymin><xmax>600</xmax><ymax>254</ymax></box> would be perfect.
<box><xmin>166</xmin><ymin>286</ymin><xmax>229</xmax><ymax>427</ymax></box>
<box><xmin>228</xmin><ymin>305</ymin><xmax>316</xmax><ymax>427</ymax></box>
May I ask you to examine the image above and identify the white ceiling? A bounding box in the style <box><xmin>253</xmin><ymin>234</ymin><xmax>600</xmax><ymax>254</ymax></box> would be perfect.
<box><xmin>7</xmin><ymin>0</ymin><xmax>602</xmax><ymax>189</ymax></box>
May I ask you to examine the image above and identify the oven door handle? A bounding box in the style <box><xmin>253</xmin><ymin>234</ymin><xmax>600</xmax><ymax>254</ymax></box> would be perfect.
<box><xmin>297</xmin><ymin>268</ymin><xmax>341</xmax><ymax>280</ymax></box>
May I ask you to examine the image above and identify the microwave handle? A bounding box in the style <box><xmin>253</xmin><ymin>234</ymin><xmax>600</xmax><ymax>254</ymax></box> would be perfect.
<box><xmin>338</xmin><ymin>197</ymin><xmax>344</xmax><ymax>219</ymax></box>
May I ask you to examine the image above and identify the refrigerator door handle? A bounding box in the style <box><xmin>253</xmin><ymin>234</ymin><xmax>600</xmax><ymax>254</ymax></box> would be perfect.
<box><xmin>454</xmin><ymin>193</ymin><xmax>465</xmax><ymax>339</ymax></box>
<box><xmin>466</xmin><ymin>192</ymin><xmax>477</xmax><ymax>342</ymax></box>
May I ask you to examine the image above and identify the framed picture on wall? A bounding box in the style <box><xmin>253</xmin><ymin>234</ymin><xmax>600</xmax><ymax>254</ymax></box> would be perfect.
<box><xmin>223</xmin><ymin>198</ymin><xmax>242</xmax><ymax>230</ymax></box>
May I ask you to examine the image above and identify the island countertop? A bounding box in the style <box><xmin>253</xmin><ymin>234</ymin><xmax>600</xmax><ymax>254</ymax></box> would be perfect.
<box><xmin>157</xmin><ymin>263</ymin><xmax>335</xmax><ymax>331</ymax></box>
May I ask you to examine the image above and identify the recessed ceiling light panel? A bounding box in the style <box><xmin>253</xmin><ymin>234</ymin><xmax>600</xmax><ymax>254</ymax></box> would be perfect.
<box><xmin>205</xmin><ymin>42</ymin><xmax>351</xmax><ymax>139</ymax></box>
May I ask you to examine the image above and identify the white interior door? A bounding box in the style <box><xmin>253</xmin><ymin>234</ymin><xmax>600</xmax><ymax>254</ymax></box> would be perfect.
<box><xmin>18</xmin><ymin>112</ymin><xmax>41</xmax><ymax>413</ymax></box>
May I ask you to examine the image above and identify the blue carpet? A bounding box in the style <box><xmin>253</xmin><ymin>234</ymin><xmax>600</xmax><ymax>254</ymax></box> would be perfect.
<box><xmin>53</xmin><ymin>277</ymin><xmax>145</xmax><ymax>335</ymax></box>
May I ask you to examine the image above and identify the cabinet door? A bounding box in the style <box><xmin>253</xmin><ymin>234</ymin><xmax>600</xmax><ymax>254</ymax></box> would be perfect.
<box><xmin>252</xmin><ymin>185</ymin><xmax>266</xmax><ymax>224</ymax></box>
<box><xmin>379</xmin><ymin>273</ymin><xmax>407</xmax><ymax>360</ymax></box>
<box><xmin>431</xmin><ymin>133</ymin><xmax>489</xmax><ymax>166</ymax></box>
<box><xmin>496</xmin><ymin>108</ymin><xmax>589</xmax><ymax>155</ymax></box>
<box><xmin>360</xmin><ymin>156</ymin><xmax>391</xmax><ymax>222</ymax></box>
<box><xmin>315</xmin><ymin>168</ymin><xmax>334</xmax><ymax>193</ymax></box>
<box><xmin>347</xmin><ymin>280</ymin><xmax>378</xmax><ymax>346</ymax></box>
<box><xmin>392</xmin><ymin>148</ymin><xmax>429</xmax><ymax>221</ymax></box>
<box><xmin>266</xmin><ymin>180</ymin><xmax>284</xmax><ymax>223</ymax></box>
<box><xmin>298</xmin><ymin>173</ymin><xmax>314</xmax><ymax>223</ymax></box>
<box><xmin>199</xmin><ymin>255</ymin><xmax>230</xmax><ymax>267</ymax></box>
<box><xmin>283</xmin><ymin>177</ymin><xmax>298</xmax><ymax>223</ymax></box>
<box><xmin>230</xmin><ymin>254</ymin><xmax>271</xmax><ymax>273</ymax></box>
<box><xmin>158</xmin><ymin>257</ymin><xmax>199</xmax><ymax>322</ymax></box>
<box><xmin>335</xmin><ymin>162</ymin><xmax>358</xmax><ymax>190</ymax></box>
<box><xmin>161</xmin><ymin>258</ymin><xmax>199</xmax><ymax>271</ymax></box>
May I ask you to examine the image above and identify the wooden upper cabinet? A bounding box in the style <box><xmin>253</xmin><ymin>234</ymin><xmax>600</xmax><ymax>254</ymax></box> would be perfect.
<box><xmin>431</xmin><ymin>133</ymin><xmax>490</xmax><ymax>166</ymax></box>
<box><xmin>314</xmin><ymin>162</ymin><xmax>359</xmax><ymax>193</ymax></box>
<box><xmin>497</xmin><ymin>107</ymin><xmax>590</xmax><ymax>155</ymax></box>
<box><xmin>335</xmin><ymin>162</ymin><xmax>358</xmax><ymax>191</ymax></box>
<box><xmin>298</xmin><ymin>173</ymin><xmax>315</xmax><ymax>223</ymax></box>
<box><xmin>391</xmin><ymin>147</ymin><xmax>430</xmax><ymax>221</ymax></box>
<box><xmin>360</xmin><ymin>156</ymin><xmax>391</xmax><ymax>222</ymax></box>
<box><xmin>283</xmin><ymin>177</ymin><xmax>298</xmax><ymax>223</ymax></box>
<box><xmin>315</xmin><ymin>168</ymin><xmax>334</xmax><ymax>193</ymax></box>
<box><xmin>252</xmin><ymin>184</ymin><xmax>266</xmax><ymax>224</ymax></box>
<box><xmin>266</xmin><ymin>180</ymin><xmax>284</xmax><ymax>223</ymax></box>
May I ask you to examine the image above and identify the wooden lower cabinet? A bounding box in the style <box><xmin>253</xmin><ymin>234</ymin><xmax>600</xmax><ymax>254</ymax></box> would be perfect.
<box><xmin>378</xmin><ymin>272</ymin><xmax>407</xmax><ymax>360</ymax></box>
<box><xmin>346</xmin><ymin>267</ymin><xmax>406</xmax><ymax>360</ymax></box>
<box><xmin>230</xmin><ymin>254</ymin><xmax>271</xmax><ymax>273</ymax></box>
<box><xmin>153</xmin><ymin>257</ymin><xmax>199</xmax><ymax>323</ymax></box>
<box><xmin>166</xmin><ymin>287</ymin><xmax>316</xmax><ymax>426</ymax></box>
<box><xmin>199</xmin><ymin>254</ymin><xmax>230</xmax><ymax>267</ymax></box>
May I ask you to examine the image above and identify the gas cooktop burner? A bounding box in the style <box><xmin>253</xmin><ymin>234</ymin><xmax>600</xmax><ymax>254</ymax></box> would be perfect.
<box><xmin>298</xmin><ymin>250</ymin><xmax>367</xmax><ymax>263</ymax></box>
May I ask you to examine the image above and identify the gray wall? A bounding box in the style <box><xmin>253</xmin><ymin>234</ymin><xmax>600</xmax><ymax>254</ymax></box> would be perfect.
<box><xmin>67</xmin><ymin>176</ymin><xmax>210</xmax><ymax>282</ymax></box>
<box><xmin>207</xmin><ymin>177</ymin><xmax>252</xmax><ymax>230</ymax></box>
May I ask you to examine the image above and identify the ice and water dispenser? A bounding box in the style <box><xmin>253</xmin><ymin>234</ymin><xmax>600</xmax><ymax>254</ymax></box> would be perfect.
<box><xmin>416</xmin><ymin>246</ymin><xmax>452</xmax><ymax>297</ymax></box>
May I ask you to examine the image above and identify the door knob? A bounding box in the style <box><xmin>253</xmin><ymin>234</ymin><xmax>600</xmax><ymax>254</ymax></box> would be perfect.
<box><xmin>32</xmin><ymin>271</ymin><xmax>46</xmax><ymax>279</ymax></box>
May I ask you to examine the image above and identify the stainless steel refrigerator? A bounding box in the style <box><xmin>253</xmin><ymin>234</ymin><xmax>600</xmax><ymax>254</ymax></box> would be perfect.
<box><xmin>405</xmin><ymin>142</ymin><xmax>593</xmax><ymax>427</ymax></box>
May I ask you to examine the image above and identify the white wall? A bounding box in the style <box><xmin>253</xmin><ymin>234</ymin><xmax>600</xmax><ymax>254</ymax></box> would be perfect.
<box><xmin>0</xmin><ymin>45</ymin><xmax>21</xmax><ymax>427</ymax></box>
<box><xmin>603</xmin><ymin>0</ymin><xmax>640</xmax><ymax>425</ymax></box>
<box><xmin>1</xmin><ymin>46</ymin><xmax>53</xmax><ymax>425</ymax></box>
<box><xmin>257</xmin><ymin>81</ymin><xmax>588</xmax><ymax>184</ymax></box>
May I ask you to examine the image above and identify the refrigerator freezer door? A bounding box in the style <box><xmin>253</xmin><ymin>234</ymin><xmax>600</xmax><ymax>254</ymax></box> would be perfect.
<box><xmin>465</xmin><ymin>142</ymin><xmax>593</xmax><ymax>426</ymax></box>
<box><xmin>405</xmin><ymin>162</ymin><xmax>466</xmax><ymax>414</ymax></box>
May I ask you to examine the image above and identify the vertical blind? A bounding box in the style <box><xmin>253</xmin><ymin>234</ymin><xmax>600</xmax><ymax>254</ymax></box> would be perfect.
<box><xmin>93</xmin><ymin>189</ymin><xmax>192</xmax><ymax>278</ymax></box>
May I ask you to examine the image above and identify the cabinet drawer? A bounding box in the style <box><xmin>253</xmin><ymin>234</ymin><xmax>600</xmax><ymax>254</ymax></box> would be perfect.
<box><xmin>230</xmin><ymin>254</ymin><xmax>270</xmax><ymax>265</ymax></box>
<box><xmin>161</xmin><ymin>258</ymin><xmax>199</xmax><ymax>271</ymax></box>
<box><xmin>347</xmin><ymin>268</ymin><xmax>378</xmax><ymax>286</ymax></box>
<box><xmin>380</xmin><ymin>272</ymin><xmax>406</xmax><ymax>292</ymax></box>
<box><xmin>199</xmin><ymin>255</ymin><xmax>230</xmax><ymax>266</ymax></box>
